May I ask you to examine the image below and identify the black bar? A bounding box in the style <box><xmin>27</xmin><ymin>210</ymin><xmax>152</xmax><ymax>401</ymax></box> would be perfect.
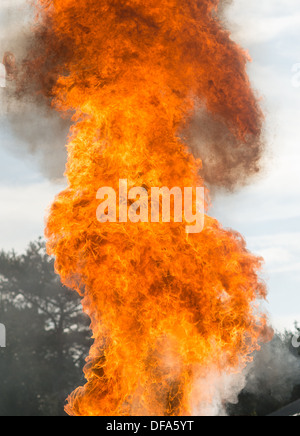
<box><xmin>93</xmin><ymin>417</ymin><xmax>208</xmax><ymax>433</ymax></box>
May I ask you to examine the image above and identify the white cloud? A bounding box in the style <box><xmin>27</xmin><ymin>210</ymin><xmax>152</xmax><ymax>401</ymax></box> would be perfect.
<box><xmin>226</xmin><ymin>0</ymin><xmax>300</xmax><ymax>45</ymax></box>
<box><xmin>272</xmin><ymin>314</ymin><xmax>299</xmax><ymax>333</ymax></box>
<box><xmin>0</xmin><ymin>181</ymin><xmax>65</xmax><ymax>253</ymax></box>
<box><xmin>247</xmin><ymin>233</ymin><xmax>300</xmax><ymax>273</ymax></box>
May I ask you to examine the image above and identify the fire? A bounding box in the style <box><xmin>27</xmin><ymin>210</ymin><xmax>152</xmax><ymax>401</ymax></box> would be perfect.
<box><xmin>35</xmin><ymin>0</ymin><xmax>271</xmax><ymax>416</ymax></box>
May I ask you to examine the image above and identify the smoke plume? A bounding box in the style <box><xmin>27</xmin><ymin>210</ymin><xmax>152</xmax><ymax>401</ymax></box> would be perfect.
<box><xmin>0</xmin><ymin>0</ymin><xmax>69</xmax><ymax>181</ymax></box>
<box><xmin>2</xmin><ymin>0</ymin><xmax>265</xmax><ymax>189</ymax></box>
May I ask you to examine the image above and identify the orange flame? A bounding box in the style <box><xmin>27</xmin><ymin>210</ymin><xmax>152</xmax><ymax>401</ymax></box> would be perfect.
<box><xmin>40</xmin><ymin>0</ymin><xmax>271</xmax><ymax>416</ymax></box>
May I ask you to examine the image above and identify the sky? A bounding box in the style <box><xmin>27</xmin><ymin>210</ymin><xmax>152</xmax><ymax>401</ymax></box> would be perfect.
<box><xmin>0</xmin><ymin>0</ymin><xmax>299</xmax><ymax>332</ymax></box>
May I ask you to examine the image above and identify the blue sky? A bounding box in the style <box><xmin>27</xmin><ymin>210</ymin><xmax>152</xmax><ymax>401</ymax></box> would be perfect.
<box><xmin>0</xmin><ymin>0</ymin><xmax>300</xmax><ymax>332</ymax></box>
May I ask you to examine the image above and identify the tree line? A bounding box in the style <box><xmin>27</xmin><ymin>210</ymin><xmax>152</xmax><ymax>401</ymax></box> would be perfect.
<box><xmin>0</xmin><ymin>239</ymin><xmax>299</xmax><ymax>416</ymax></box>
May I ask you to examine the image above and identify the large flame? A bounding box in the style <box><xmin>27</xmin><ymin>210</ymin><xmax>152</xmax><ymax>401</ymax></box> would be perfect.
<box><xmin>39</xmin><ymin>0</ymin><xmax>271</xmax><ymax>416</ymax></box>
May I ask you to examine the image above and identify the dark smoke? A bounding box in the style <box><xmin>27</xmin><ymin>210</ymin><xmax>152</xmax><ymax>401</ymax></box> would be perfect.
<box><xmin>246</xmin><ymin>336</ymin><xmax>300</xmax><ymax>404</ymax></box>
<box><xmin>184</xmin><ymin>104</ymin><xmax>265</xmax><ymax>191</ymax></box>
<box><xmin>227</xmin><ymin>332</ymin><xmax>300</xmax><ymax>416</ymax></box>
<box><xmin>2</xmin><ymin>0</ymin><xmax>265</xmax><ymax>189</ymax></box>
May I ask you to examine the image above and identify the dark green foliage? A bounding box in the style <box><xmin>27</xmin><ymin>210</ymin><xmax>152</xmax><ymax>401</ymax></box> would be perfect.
<box><xmin>0</xmin><ymin>239</ymin><xmax>92</xmax><ymax>416</ymax></box>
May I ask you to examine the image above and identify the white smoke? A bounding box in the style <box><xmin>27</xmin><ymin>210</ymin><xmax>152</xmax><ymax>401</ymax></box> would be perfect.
<box><xmin>191</xmin><ymin>367</ymin><xmax>247</xmax><ymax>416</ymax></box>
<box><xmin>0</xmin><ymin>0</ymin><xmax>69</xmax><ymax>182</ymax></box>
